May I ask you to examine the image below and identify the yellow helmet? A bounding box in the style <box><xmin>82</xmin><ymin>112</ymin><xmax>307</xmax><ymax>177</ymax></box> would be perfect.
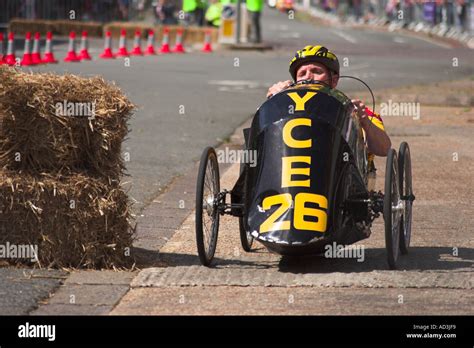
<box><xmin>289</xmin><ymin>45</ymin><xmax>340</xmax><ymax>81</ymax></box>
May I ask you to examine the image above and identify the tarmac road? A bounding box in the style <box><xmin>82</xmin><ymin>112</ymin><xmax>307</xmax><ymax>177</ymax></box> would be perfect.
<box><xmin>1</xmin><ymin>8</ymin><xmax>473</xmax><ymax>315</ymax></box>
<box><xmin>22</xmin><ymin>8</ymin><xmax>474</xmax><ymax>213</ymax></box>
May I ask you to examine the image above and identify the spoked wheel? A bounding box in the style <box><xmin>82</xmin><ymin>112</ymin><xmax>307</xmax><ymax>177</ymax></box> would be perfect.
<box><xmin>398</xmin><ymin>142</ymin><xmax>414</xmax><ymax>254</ymax></box>
<box><xmin>239</xmin><ymin>216</ymin><xmax>254</xmax><ymax>252</ymax></box>
<box><xmin>195</xmin><ymin>147</ymin><xmax>220</xmax><ymax>266</ymax></box>
<box><xmin>384</xmin><ymin>149</ymin><xmax>403</xmax><ymax>269</ymax></box>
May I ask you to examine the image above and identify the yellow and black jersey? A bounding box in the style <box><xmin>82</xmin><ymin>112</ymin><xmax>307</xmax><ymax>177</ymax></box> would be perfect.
<box><xmin>364</xmin><ymin>107</ymin><xmax>385</xmax><ymax>171</ymax></box>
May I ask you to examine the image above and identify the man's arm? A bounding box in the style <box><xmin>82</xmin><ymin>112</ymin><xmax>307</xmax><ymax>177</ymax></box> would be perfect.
<box><xmin>352</xmin><ymin>99</ymin><xmax>391</xmax><ymax>157</ymax></box>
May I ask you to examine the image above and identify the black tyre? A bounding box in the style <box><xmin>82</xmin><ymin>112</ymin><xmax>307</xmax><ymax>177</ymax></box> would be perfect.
<box><xmin>195</xmin><ymin>147</ymin><xmax>220</xmax><ymax>266</ymax></box>
<box><xmin>239</xmin><ymin>216</ymin><xmax>254</xmax><ymax>252</ymax></box>
<box><xmin>384</xmin><ymin>149</ymin><xmax>402</xmax><ymax>269</ymax></box>
<box><xmin>398</xmin><ymin>142</ymin><xmax>414</xmax><ymax>254</ymax></box>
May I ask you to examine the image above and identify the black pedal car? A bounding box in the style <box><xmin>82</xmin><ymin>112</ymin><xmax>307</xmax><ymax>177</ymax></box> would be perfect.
<box><xmin>195</xmin><ymin>81</ymin><xmax>415</xmax><ymax>269</ymax></box>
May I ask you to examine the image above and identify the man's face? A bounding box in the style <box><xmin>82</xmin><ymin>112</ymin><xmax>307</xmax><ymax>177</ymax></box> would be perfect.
<box><xmin>296</xmin><ymin>62</ymin><xmax>339</xmax><ymax>88</ymax></box>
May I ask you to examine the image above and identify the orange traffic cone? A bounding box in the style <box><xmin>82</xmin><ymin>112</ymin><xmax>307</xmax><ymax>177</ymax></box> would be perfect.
<box><xmin>4</xmin><ymin>32</ymin><xmax>16</xmax><ymax>66</ymax></box>
<box><xmin>115</xmin><ymin>29</ymin><xmax>129</xmax><ymax>57</ymax></box>
<box><xmin>144</xmin><ymin>30</ymin><xmax>156</xmax><ymax>55</ymax></box>
<box><xmin>99</xmin><ymin>31</ymin><xmax>115</xmax><ymax>59</ymax></box>
<box><xmin>201</xmin><ymin>30</ymin><xmax>213</xmax><ymax>53</ymax></box>
<box><xmin>0</xmin><ymin>32</ymin><xmax>4</xmax><ymax>64</ymax></box>
<box><xmin>64</xmin><ymin>31</ymin><xmax>80</xmax><ymax>62</ymax></box>
<box><xmin>42</xmin><ymin>31</ymin><xmax>58</xmax><ymax>64</ymax></box>
<box><xmin>131</xmin><ymin>29</ymin><xmax>143</xmax><ymax>56</ymax></box>
<box><xmin>31</xmin><ymin>32</ymin><xmax>43</xmax><ymax>65</ymax></box>
<box><xmin>79</xmin><ymin>31</ymin><xmax>92</xmax><ymax>60</ymax></box>
<box><xmin>20</xmin><ymin>32</ymin><xmax>33</xmax><ymax>66</ymax></box>
<box><xmin>172</xmin><ymin>28</ymin><xmax>185</xmax><ymax>53</ymax></box>
<box><xmin>159</xmin><ymin>27</ymin><xmax>171</xmax><ymax>54</ymax></box>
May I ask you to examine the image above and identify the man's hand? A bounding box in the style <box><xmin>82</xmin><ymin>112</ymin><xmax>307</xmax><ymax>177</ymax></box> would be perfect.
<box><xmin>266</xmin><ymin>80</ymin><xmax>293</xmax><ymax>99</ymax></box>
<box><xmin>351</xmin><ymin>99</ymin><xmax>391</xmax><ymax>156</ymax></box>
<box><xmin>351</xmin><ymin>99</ymin><xmax>369</xmax><ymax>122</ymax></box>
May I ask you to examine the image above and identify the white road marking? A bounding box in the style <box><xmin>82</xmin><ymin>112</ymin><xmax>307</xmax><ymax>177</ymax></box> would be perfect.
<box><xmin>279</xmin><ymin>32</ymin><xmax>301</xmax><ymax>39</ymax></box>
<box><xmin>209</xmin><ymin>80</ymin><xmax>260</xmax><ymax>88</ymax></box>
<box><xmin>344</xmin><ymin>63</ymin><xmax>371</xmax><ymax>71</ymax></box>
<box><xmin>393</xmin><ymin>37</ymin><xmax>405</xmax><ymax>43</ymax></box>
<box><xmin>399</xmin><ymin>32</ymin><xmax>452</xmax><ymax>49</ymax></box>
<box><xmin>331</xmin><ymin>29</ymin><xmax>357</xmax><ymax>44</ymax></box>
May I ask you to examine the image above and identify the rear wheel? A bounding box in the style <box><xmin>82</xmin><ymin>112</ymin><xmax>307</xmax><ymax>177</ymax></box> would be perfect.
<box><xmin>195</xmin><ymin>147</ymin><xmax>220</xmax><ymax>266</ymax></box>
<box><xmin>384</xmin><ymin>149</ymin><xmax>402</xmax><ymax>269</ymax></box>
<box><xmin>398</xmin><ymin>142</ymin><xmax>414</xmax><ymax>254</ymax></box>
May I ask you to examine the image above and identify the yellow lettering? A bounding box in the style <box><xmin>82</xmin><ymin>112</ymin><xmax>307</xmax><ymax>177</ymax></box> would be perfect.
<box><xmin>260</xmin><ymin>193</ymin><xmax>292</xmax><ymax>233</ymax></box>
<box><xmin>283</xmin><ymin>118</ymin><xmax>312</xmax><ymax>148</ymax></box>
<box><xmin>282</xmin><ymin>156</ymin><xmax>311</xmax><ymax>187</ymax></box>
<box><xmin>294</xmin><ymin>193</ymin><xmax>328</xmax><ymax>232</ymax></box>
<box><xmin>287</xmin><ymin>92</ymin><xmax>316</xmax><ymax>111</ymax></box>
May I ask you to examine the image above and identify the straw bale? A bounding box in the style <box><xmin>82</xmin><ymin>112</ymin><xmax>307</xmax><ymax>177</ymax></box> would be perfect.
<box><xmin>0</xmin><ymin>66</ymin><xmax>134</xmax><ymax>183</ymax></box>
<box><xmin>0</xmin><ymin>172</ymin><xmax>135</xmax><ymax>269</ymax></box>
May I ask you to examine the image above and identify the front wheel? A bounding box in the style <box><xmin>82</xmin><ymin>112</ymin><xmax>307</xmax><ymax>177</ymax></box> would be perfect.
<box><xmin>239</xmin><ymin>216</ymin><xmax>254</xmax><ymax>252</ymax></box>
<box><xmin>398</xmin><ymin>142</ymin><xmax>414</xmax><ymax>254</ymax></box>
<box><xmin>195</xmin><ymin>147</ymin><xmax>220</xmax><ymax>266</ymax></box>
<box><xmin>384</xmin><ymin>149</ymin><xmax>402</xmax><ymax>270</ymax></box>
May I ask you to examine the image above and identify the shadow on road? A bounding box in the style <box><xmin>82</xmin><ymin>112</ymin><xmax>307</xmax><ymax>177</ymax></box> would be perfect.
<box><xmin>132</xmin><ymin>246</ymin><xmax>473</xmax><ymax>273</ymax></box>
<box><xmin>278</xmin><ymin>247</ymin><xmax>473</xmax><ymax>274</ymax></box>
<box><xmin>131</xmin><ymin>247</ymin><xmax>275</xmax><ymax>269</ymax></box>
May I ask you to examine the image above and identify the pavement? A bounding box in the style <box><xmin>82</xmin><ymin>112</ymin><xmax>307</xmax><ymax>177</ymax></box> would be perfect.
<box><xmin>0</xmin><ymin>8</ymin><xmax>473</xmax><ymax>315</ymax></box>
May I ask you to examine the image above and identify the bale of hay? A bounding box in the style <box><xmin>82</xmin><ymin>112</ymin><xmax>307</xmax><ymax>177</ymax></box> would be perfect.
<box><xmin>0</xmin><ymin>172</ymin><xmax>135</xmax><ymax>269</ymax></box>
<box><xmin>0</xmin><ymin>66</ymin><xmax>134</xmax><ymax>183</ymax></box>
<box><xmin>103</xmin><ymin>22</ymin><xmax>154</xmax><ymax>39</ymax></box>
<box><xmin>8</xmin><ymin>19</ymin><xmax>103</xmax><ymax>37</ymax></box>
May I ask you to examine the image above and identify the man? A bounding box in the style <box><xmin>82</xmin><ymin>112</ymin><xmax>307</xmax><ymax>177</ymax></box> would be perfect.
<box><xmin>246</xmin><ymin>0</ymin><xmax>264</xmax><ymax>43</ymax></box>
<box><xmin>267</xmin><ymin>45</ymin><xmax>391</xmax><ymax>189</ymax></box>
<box><xmin>267</xmin><ymin>45</ymin><xmax>391</xmax><ymax>157</ymax></box>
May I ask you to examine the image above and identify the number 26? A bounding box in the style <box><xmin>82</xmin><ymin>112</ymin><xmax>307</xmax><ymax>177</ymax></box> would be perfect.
<box><xmin>259</xmin><ymin>193</ymin><xmax>328</xmax><ymax>233</ymax></box>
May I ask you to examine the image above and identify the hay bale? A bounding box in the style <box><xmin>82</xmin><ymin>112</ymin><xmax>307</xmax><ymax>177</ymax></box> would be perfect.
<box><xmin>103</xmin><ymin>22</ymin><xmax>154</xmax><ymax>39</ymax></box>
<box><xmin>9</xmin><ymin>19</ymin><xmax>103</xmax><ymax>37</ymax></box>
<box><xmin>0</xmin><ymin>66</ymin><xmax>134</xmax><ymax>183</ymax></box>
<box><xmin>0</xmin><ymin>172</ymin><xmax>135</xmax><ymax>269</ymax></box>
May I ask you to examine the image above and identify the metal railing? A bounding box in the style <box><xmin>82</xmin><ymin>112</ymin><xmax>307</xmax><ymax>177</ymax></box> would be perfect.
<box><xmin>296</xmin><ymin>0</ymin><xmax>473</xmax><ymax>34</ymax></box>
<box><xmin>0</xmin><ymin>0</ymin><xmax>152</xmax><ymax>27</ymax></box>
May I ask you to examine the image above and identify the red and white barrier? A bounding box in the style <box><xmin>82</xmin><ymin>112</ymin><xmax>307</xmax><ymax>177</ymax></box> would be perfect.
<box><xmin>79</xmin><ymin>31</ymin><xmax>92</xmax><ymax>60</ymax></box>
<box><xmin>0</xmin><ymin>32</ymin><xmax>5</xmax><ymax>64</ymax></box>
<box><xmin>4</xmin><ymin>27</ymin><xmax>215</xmax><ymax>66</ymax></box>
<box><xmin>202</xmin><ymin>30</ymin><xmax>213</xmax><ymax>53</ymax></box>
<box><xmin>159</xmin><ymin>27</ymin><xmax>171</xmax><ymax>54</ymax></box>
<box><xmin>20</xmin><ymin>32</ymin><xmax>33</xmax><ymax>66</ymax></box>
<box><xmin>116</xmin><ymin>29</ymin><xmax>129</xmax><ymax>57</ymax></box>
<box><xmin>99</xmin><ymin>31</ymin><xmax>115</xmax><ymax>59</ymax></box>
<box><xmin>145</xmin><ymin>30</ymin><xmax>156</xmax><ymax>55</ymax></box>
<box><xmin>31</xmin><ymin>32</ymin><xmax>43</xmax><ymax>65</ymax></box>
<box><xmin>172</xmin><ymin>28</ymin><xmax>185</xmax><ymax>53</ymax></box>
<box><xmin>43</xmin><ymin>31</ymin><xmax>58</xmax><ymax>64</ymax></box>
<box><xmin>64</xmin><ymin>31</ymin><xmax>80</xmax><ymax>62</ymax></box>
<box><xmin>131</xmin><ymin>30</ymin><xmax>143</xmax><ymax>56</ymax></box>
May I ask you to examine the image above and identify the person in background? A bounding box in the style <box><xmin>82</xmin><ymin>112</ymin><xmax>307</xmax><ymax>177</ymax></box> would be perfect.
<box><xmin>205</xmin><ymin>0</ymin><xmax>222</xmax><ymax>27</ymax></box>
<box><xmin>195</xmin><ymin>0</ymin><xmax>208</xmax><ymax>26</ymax></box>
<box><xmin>153</xmin><ymin>0</ymin><xmax>178</xmax><ymax>24</ymax></box>
<box><xmin>183</xmin><ymin>0</ymin><xmax>198</xmax><ymax>25</ymax></box>
<box><xmin>118</xmin><ymin>0</ymin><xmax>130</xmax><ymax>20</ymax></box>
<box><xmin>246</xmin><ymin>0</ymin><xmax>263</xmax><ymax>43</ymax></box>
